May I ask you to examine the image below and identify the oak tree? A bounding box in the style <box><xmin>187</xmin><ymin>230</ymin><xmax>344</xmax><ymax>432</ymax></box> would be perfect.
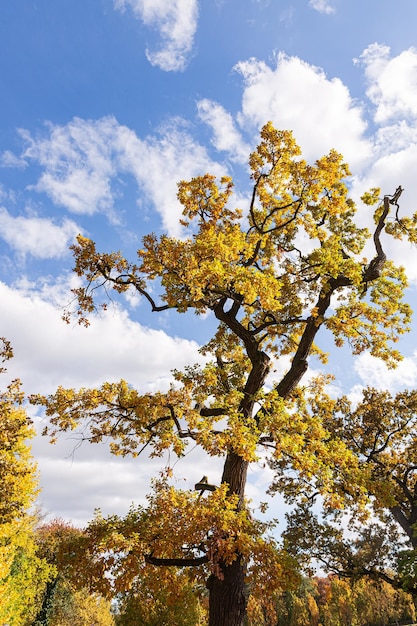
<box><xmin>283</xmin><ymin>387</ymin><xmax>417</xmax><ymax>606</ymax></box>
<box><xmin>32</xmin><ymin>123</ymin><xmax>417</xmax><ymax>626</ymax></box>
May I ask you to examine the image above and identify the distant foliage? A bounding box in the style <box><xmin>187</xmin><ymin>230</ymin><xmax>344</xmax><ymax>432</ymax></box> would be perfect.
<box><xmin>249</xmin><ymin>576</ymin><xmax>415</xmax><ymax>626</ymax></box>
<box><xmin>0</xmin><ymin>339</ymin><xmax>54</xmax><ymax>625</ymax></box>
<box><xmin>33</xmin><ymin>519</ymin><xmax>115</xmax><ymax>626</ymax></box>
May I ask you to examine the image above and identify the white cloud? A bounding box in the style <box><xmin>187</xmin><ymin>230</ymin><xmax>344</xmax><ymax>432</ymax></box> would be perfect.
<box><xmin>112</xmin><ymin>119</ymin><xmax>227</xmax><ymax>236</ymax></box>
<box><xmin>0</xmin><ymin>275</ymin><xmax>215</xmax><ymax>526</ymax></box>
<box><xmin>309</xmin><ymin>0</ymin><xmax>335</xmax><ymax>14</ymax></box>
<box><xmin>21</xmin><ymin>118</ymin><xmax>118</xmax><ymax>217</ymax></box>
<box><xmin>235</xmin><ymin>53</ymin><xmax>371</xmax><ymax>168</ymax></box>
<box><xmin>373</xmin><ymin>120</ymin><xmax>417</xmax><ymax>155</ymax></box>
<box><xmin>358</xmin><ymin>44</ymin><xmax>417</xmax><ymax>123</ymax></box>
<box><xmin>354</xmin><ymin>351</ymin><xmax>417</xmax><ymax>393</ymax></box>
<box><xmin>332</xmin><ymin>46</ymin><xmax>417</xmax><ymax>283</ymax></box>
<box><xmin>0</xmin><ymin>279</ymin><xmax>202</xmax><ymax>396</ymax></box>
<box><xmin>0</xmin><ymin>149</ymin><xmax>27</xmax><ymax>168</ymax></box>
<box><xmin>114</xmin><ymin>0</ymin><xmax>199</xmax><ymax>72</ymax></box>
<box><xmin>32</xmin><ymin>432</ymin><xmax>228</xmax><ymax>526</ymax></box>
<box><xmin>19</xmin><ymin>116</ymin><xmax>226</xmax><ymax>237</ymax></box>
<box><xmin>32</xmin><ymin>451</ymin><xmax>163</xmax><ymax>526</ymax></box>
<box><xmin>197</xmin><ymin>99</ymin><xmax>251</xmax><ymax>163</ymax></box>
<box><xmin>0</xmin><ymin>209</ymin><xmax>79</xmax><ymax>259</ymax></box>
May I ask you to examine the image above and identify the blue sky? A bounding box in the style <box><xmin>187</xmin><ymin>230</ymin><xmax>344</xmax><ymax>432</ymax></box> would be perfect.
<box><xmin>2</xmin><ymin>0</ymin><xmax>417</xmax><ymax>526</ymax></box>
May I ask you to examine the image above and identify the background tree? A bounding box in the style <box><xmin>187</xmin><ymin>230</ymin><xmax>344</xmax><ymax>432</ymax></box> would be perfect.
<box><xmin>35</xmin><ymin>583</ymin><xmax>114</xmax><ymax>626</ymax></box>
<box><xmin>283</xmin><ymin>386</ymin><xmax>417</xmax><ymax>606</ymax></box>
<box><xmin>32</xmin><ymin>123</ymin><xmax>417</xmax><ymax>626</ymax></box>
<box><xmin>319</xmin><ymin>576</ymin><xmax>414</xmax><ymax>626</ymax></box>
<box><xmin>272</xmin><ymin>577</ymin><xmax>320</xmax><ymax>626</ymax></box>
<box><xmin>33</xmin><ymin>519</ymin><xmax>115</xmax><ymax>626</ymax></box>
<box><xmin>272</xmin><ymin>576</ymin><xmax>414</xmax><ymax>626</ymax></box>
<box><xmin>0</xmin><ymin>338</ymin><xmax>54</xmax><ymax>626</ymax></box>
<box><xmin>113</xmin><ymin>566</ymin><xmax>207</xmax><ymax>626</ymax></box>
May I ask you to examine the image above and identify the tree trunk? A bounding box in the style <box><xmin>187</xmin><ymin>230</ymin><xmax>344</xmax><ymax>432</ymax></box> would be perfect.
<box><xmin>32</xmin><ymin>576</ymin><xmax>58</xmax><ymax>625</ymax></box>
<box><xmin>207</xmin><ymin>556</ymin><xmax>247</xmax><ymax>626</ymax></box>
<box><xmin>206</xmin><ymin>451</ymin><xmax>249</xmax><ymax>626</ymax></box>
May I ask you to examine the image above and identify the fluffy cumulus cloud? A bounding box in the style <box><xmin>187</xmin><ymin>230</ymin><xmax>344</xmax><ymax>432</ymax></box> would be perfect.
<box><xmin>358</xmin><ymin>44</ymin><xmax>417</xmax><ymax>123</ymax></box>
<box><xmin>31</xmin><ymin>444</ymin><xmax>165</xmax><ymax>526</ymax></box>
<box><xmin>0</xmin><ymin>275</ymin><xmax>209</xmax><ymax>524</ymax></box>
<box><xmin>19</xmin><ymin>116</ymin><xmax>225</xmax><ymax>237</ymax></box>
<box><xmin>354</xmin><ymin>351</ymin><xmax>417</xmax><ymax>393</ymax></box>
<box><xmin>0</xmin><ymin>209</ymin><xmax>79</xmax><ymax>259</ymax></box>
<box><xmin>308</xmin><ymin>0</ymin><xmax>335</xmax><ymax>15</ymax></box>
<box><xmin>114</xmin><ymin>0</ymin><xmax>199</xmax><ymax>71</ymax></box>
<box><xmin>234</xmin><ymin>53</ymin><xmax>371</xmax><ymax>168</ymax></box>
<box><xmin>0</xmin><ymin>279</ymin><xmax>202</xmax><ymax>396</ymax></box>
<box><xmin>33</xmin><ymin>435</ymin><xmax>224</xmax><ymax>526</ymax></box>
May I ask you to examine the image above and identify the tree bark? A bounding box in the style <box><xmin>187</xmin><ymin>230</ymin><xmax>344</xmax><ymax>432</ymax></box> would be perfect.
<box><xmin>206</xmin><ymin>451</ymin><xmax>249</xmax><ymax>626</ymax></box>
<box><xmin>207</xmin><ymin>555</ymin><xmax>247</xmax><ymax>626</ymax></box>
<box><xmin>390</xmin><ymin>505</ymin><xmax>417</xmax><ymax>549</ymax></box>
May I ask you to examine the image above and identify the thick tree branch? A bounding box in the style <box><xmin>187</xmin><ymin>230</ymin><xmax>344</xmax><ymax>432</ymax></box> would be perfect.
<box><xmin>213</xmin><ymin>297</ymin><xmax>261</xmax><ymax>364</ymax></box>
<box><xmin>276</xmin><ymin>275</ymin><xmax>351</xmax><ymax>399</ymax></box>
<box><xmin>362</xmin><ymin>187</ymin><xmax>402</xmax><ymax>285</ymax></box>
<box><xmin>145</xmin><ymin>553</ymin><xmax>208</xmax><ymax>567</ymax></box>
<box><xmin>199</xmin><ymin>407</ymin><xmax>228</xmax><ymax>417</ymax></box>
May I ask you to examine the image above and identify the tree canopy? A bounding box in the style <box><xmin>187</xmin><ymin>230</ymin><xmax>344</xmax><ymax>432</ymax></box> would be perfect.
<box><xmin>0</xmin><ymin>339</ymin><xmax>54</xmax><ymax>625</ymax></box>
<box><xmin>32</xmin><ymin>123</ymin><xmax>417</xmax><ymax>626</ymax></box>
<box><xmin>283</xmin><ymin>386</ymin><xmax>417</xmax><ymax>605</ymax></box>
